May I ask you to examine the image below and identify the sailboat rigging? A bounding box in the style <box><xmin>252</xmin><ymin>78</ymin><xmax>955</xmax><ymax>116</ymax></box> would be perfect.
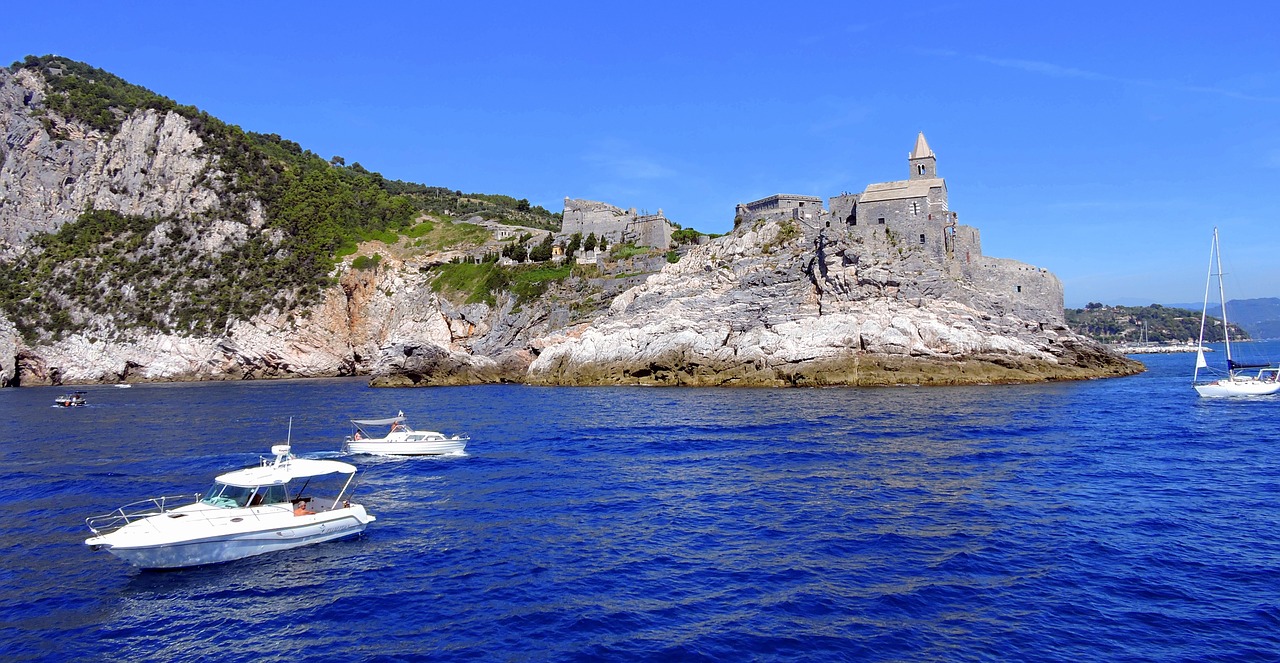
<box><xmin>1193</xmin><ymin>227</ymin><xmax>1280</xmax><ymax>397</ymax></box>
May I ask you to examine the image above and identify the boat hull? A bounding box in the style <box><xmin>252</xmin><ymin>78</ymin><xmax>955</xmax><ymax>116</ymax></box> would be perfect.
<box><xmin>86</xmin><ymin>505</ymin><xmax>375</xmax><ymax>569</ymax></box>
<box><xmin>345</xmin><ymin>438</ymin><xmax>467</xmax><ymax>456</ymax></box>
<box><xmin>1194</xmin><ymin>379</ymin><xmax>1280</xmax><ymax>397</ymax></box>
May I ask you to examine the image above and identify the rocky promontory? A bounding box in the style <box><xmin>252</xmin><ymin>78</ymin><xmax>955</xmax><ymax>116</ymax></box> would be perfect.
<box><xmin>0</xmin><ymin>55</ymin><xmax>1141</xmax><ymax>388</ymax></box>
<box><xmin>522</xmin><ymin>220</ymin><xmax>1139</xmax><ymax>386</ymax></box>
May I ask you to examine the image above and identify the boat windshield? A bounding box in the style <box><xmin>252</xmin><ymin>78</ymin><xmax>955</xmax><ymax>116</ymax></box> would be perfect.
<box><xmin>200</xmin><ymin>482</ymin><xmax>255</xmax><ymax>509</ymax></box>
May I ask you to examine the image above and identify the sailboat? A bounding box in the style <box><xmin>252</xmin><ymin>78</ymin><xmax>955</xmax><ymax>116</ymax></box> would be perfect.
<box><xmin>1193</xmin><ymin>227</ymin><xmax>1280</xmax><ymax>397</ymax></box>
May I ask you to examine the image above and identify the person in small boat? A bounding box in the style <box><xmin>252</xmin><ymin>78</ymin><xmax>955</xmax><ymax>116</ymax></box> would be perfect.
<box><xmin>293</xmin><ymin>499</ymin><xmax>314</xmax><ymax>516</ymax></box>
<box><xmin>390</xmin><ymin>422</ymin><xmax>402</xmax><ymax>432</ymax></box>
<box><xmin>353</xmin><ymin>431</ymin><xmax>363</xmax><ymax>440</ymax></box>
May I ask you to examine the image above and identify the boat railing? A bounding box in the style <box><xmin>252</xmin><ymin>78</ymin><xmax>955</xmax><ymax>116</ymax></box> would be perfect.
<box><xmin>87</xmin><ymin>499</ymin><xmax>345</xmax><ymax>536</ymax></box>
<box><xmin>85</xmin><ymin>494</ymin><xmax>199</xmax><ymax>535</ymax></box>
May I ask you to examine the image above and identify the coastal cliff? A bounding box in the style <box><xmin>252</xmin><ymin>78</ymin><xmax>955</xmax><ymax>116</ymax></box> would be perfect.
<box><xmin>523</xmin><ymin>220</ymin><xmax>1137</xmax><ymax>386</ymax></box>
<box><xmin>0</xmin><ymin>56</ymin><xmax>1141</xmax><ymax>388</ymax></box>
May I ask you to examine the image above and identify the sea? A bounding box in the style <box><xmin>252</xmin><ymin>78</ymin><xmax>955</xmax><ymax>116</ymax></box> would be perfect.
<box><xmin>2</xmin><ymin>344</ymin><xmax>1279</xmax><ymax>662</ymax></box>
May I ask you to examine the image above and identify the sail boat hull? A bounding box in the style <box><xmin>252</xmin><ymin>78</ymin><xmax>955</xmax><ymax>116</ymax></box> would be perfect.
<box><xmin>1193</xmin><ymin>228</ymin><xmax>1280</xmax><ymax>398</ymax></box>
<box><xmin>1194</xmin><ymin>378</ymin><xmax>1280</xmax><ymax>397</ymax></box>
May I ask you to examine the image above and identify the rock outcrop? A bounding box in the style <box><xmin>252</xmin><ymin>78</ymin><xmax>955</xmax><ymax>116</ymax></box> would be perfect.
<box><xmin>0</xmin><ymin>67</ymin><xmax>247</xmax><ymax>257</ymax></box>
<box><xmin>525</xmin><ymin>220</ymin><xmax>1139</xmax><ymax>386</ymax></box>
<box><xmin>0</xmin><ymin>59</ymin><xmax>1141</xmax><ymax>388</ymax></box>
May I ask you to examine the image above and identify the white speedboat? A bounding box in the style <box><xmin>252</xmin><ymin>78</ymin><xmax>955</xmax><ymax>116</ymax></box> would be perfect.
<box><xmin>85</xmin><ymin>444</ymin><xmax>376</xmax><ymax>569</ymax></box>
<box><xmin>344</xmin><ymin>411</ymin><xmax>468</xmax><ymax>456</ymax></box>
<box><xmin>1192</xmin><ymin>227</ymin><xmax>1280</xmax><ymax>397</ymax></box>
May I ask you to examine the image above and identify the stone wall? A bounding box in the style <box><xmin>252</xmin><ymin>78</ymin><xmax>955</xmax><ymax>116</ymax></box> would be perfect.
<box><xmin>735</xmin><ymin>194</ymin><xmax>824</xmax><ymax>226</ymax></box>
<box><xmin>561</xmin><ymin>197</ymin><xmax>672</xmax><ymax>249</ymax></box>
<box><xmin>828</xmin><ymin>193</ymin><xmax>858</xmax><ymax>226</ymax></box>
<box><xmin>951</xmin><ymin>223</ymin><xmax>982</xmax><ymax>265</ymax></box>
<box><xmin>966</xmin><ymin>256</ymin><xmax>1065</xmax><ymax>323</ymax></box>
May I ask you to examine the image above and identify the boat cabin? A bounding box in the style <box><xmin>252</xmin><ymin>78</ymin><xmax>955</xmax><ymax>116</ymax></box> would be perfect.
<box><xmin>199</xmin><ymin>446</ymin><xmax>359</xmax><ymax>513</ymax></box>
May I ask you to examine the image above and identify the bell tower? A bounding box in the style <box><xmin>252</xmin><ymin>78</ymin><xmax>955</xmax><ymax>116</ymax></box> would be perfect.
<box><xmin>908</xmin><ymin>132</ymin><xmax>936</xmax><ymax>180</ymax></box>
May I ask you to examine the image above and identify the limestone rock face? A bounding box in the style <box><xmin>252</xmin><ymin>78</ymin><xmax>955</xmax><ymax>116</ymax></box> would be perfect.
<box><xmin>526</xmin><ymin>220</ymin><xmax>1140</xmax><ymax>386</ymax></box>
<box><xmin>1</xmin><ymin>218</ymin><xmax>1138</xmax><ymax>388</ymax></box>
<box><xmin>5</xmin><ymin>248</ymin><xmax>557</xmax><ymax>385</ymax></box>
<box><xmin>0</xmin><ymin>316</ymin><xmax>17</xmax><ymax>386</ymax></box>
<box><xmin>0</xmin><ymin>64</ymin><xmax>1138</xmax><ymax>388</ymax></box>
<box><xmin>0</xmin><ymin>68</ymin><xmax>245</xmax><ymax>256</ymax></box>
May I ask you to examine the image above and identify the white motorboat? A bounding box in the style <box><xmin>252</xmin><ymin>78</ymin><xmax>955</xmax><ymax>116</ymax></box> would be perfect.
<box><xmin>1193</xmin><ymin>227</ymin><xmax>1280</xmax><ymax>397</ymax></box>
<box><xmin>85</xmin><ymin>444</ymin><xmax>376</xmax><ymax>569</ymax></box>
<box><xmin>344</xmin><ymin>411</ymin><xmax>468</xmax><ymax>456</ymax></box>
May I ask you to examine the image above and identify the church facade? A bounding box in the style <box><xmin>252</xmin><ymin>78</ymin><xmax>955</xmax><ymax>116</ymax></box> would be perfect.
<box><xmin>735</xmin><ymin>133</ymin><xmax>1064</xmax><ymax>322</ymax></box>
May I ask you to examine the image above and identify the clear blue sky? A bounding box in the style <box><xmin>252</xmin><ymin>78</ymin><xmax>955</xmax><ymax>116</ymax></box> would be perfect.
<box><xmin>6</xmin><ymin>1</ymin><xmax>1279</xmax><ymax>307</ymax></box>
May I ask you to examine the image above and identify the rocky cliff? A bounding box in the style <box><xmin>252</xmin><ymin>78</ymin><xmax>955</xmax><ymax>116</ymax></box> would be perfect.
<box><xmin>525</xmin><ymin>220</ymin><xmax>1137</xmax><ymax>386</ymax></box>
<box><xmin>0</xmin><ymin>57</ymin><xmax>1141</xmax><ymax>388</ymax></box>
<box><xmin>0</xmin><ymin>67</ymin><xmax>241</xmax><ymax>256</ymax></box>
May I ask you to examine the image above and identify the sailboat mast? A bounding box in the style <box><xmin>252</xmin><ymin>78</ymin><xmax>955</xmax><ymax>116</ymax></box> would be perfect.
<box><xmin>1213</xmin><ymin>228</ymin><xmax>1234</xmax><ymax>372</ymax></box>
<box><xmin>1196</xmin><ymin>229</ymin><xmax>1216</xmax><ymax>382</ymax></box>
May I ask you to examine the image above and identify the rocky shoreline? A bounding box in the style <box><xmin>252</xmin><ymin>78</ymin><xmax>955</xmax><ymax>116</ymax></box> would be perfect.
<box><xmin>1</xmin><ymin>215</ymin><xmax>1145</xmax><ymax>390</ymax></box>
<box><xmin>0</xmin><ymin>63</ymin><xmax>1143</xmax><ymax>389</ymax></box>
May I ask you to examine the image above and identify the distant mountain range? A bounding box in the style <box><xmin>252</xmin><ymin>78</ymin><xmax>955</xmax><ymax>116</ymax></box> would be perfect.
<box><xmin>1167</xmin><ymin>298</ymin><xmax>1280</xmax><ymax>340</ymax></box>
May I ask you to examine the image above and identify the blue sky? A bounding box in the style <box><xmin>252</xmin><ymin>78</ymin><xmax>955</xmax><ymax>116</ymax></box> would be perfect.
<box><xmin>6</xmin><ymin>1</ymin><xmax>1279</xmax><ymax>307</ymax></box>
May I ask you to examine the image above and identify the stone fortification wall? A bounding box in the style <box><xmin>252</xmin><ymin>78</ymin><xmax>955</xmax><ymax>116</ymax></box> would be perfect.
<box><xmin>735</xmin><ymin>194</ymin><xmax>824</xmax><ymax>227</ymax></box>
<box><xmin>828</xmin><ymin>194</ymin><xmax>858</xmax><ymax>226</ymax></box>
<box><xmin>966</xmin><ymin>256</ymin><xmax>1064</xmax><ymax>323</ymax></box>
<box><xmin>561</xmin><ymin>198</ymin><xmax>626</xmax><ymax>237</ymax></box>
<box><xmin>951</xmin><ymin>223</ymin><xmax>982</xmax><ymax>264</ymax></box>
<box><xmin>561</xmin><ymin>197</ymin><xmax>672</xmax><ymax>249</ymax></box>
<box><xmin>634</xmin><ymin>213</ymin><xmax>673</xmax><ymax>249</ymax></box>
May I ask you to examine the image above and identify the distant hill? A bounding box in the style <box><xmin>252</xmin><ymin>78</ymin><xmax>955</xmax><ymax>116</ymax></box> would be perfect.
<box><xmin>1167</xmin><ymin>298</ymin><xmax>1280</xmax><ymax>340</ymax></box>
<box><xmin>1065</xmin><ymin>303</ymin><xmax>1246</xmax><ymax>344</ymax></box>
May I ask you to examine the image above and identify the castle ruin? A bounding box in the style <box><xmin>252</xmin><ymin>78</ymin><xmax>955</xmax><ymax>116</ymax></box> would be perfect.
<box><xmin>561</xmin><ymin>198</ymin><xmax>673</xmax><ymax>249</ymax></box>
<box><xmin>735</xmin><ymin>133</ymin><xmax>1064</xmax><ymax>322</ymax></box>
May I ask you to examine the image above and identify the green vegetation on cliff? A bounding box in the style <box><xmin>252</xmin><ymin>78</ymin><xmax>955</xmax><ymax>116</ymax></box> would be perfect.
<box><xmin>0</xmin><ymin>209</ymin><xmax>320</xmax><ymax>341</ymax></box>
<box><xmin>0</xmin><ymin>55</ymin><xmax>560</xmax><ymax>342</ymax></box>
<box><xmin>1065</xmin><ymin>303</ymin><xmax>1246</xmax><ymax>344</ymax></box>
<box><xmin>426</xmin><ymin>262</ymin><xmax>585</xmax><ymax>307</ymax></box>
<box><xmin>14</xmin><ymin>55</ymin><xmax>185</xmax><ymax>134</ymax></box>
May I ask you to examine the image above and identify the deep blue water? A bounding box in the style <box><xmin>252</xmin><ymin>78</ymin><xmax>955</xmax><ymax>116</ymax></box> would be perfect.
<box><xmin>2</xmin><ymin>346</ymin><xmax>1280</xmax><ymax>662</ymax></box>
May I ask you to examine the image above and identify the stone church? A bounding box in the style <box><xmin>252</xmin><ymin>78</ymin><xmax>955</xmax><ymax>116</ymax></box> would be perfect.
<box><xmin>736</xmin><ymin>133</ymin><xmax>1065</xmax><ymax>322</ymax></box>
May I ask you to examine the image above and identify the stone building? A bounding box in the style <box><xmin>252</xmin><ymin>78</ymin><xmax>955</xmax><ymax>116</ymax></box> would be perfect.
<box><xmin>735</xmin><ymin>133</ymin><xmax>1065</xmax><ymax>322</ymax></box>
<box><xmin>734</xmin><ymin>194</ymin><xmax>824</xmax><ymax>226</ymax></box>
<box><xmin>829</xmin><ymin>132</ymin><xmax>976</xmax><ymax>263</ymax></box>
<box><xmin>561</xmin><ymin>198</ymin><xmax>673</xmax><ymax>249</ymax></box>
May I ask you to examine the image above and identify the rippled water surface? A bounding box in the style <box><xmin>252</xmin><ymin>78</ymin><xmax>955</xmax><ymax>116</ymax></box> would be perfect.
<box><xmin>3</xmin><ymin>348</ymin><xmax>1280</xmax><ymax>661</ymax></box>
